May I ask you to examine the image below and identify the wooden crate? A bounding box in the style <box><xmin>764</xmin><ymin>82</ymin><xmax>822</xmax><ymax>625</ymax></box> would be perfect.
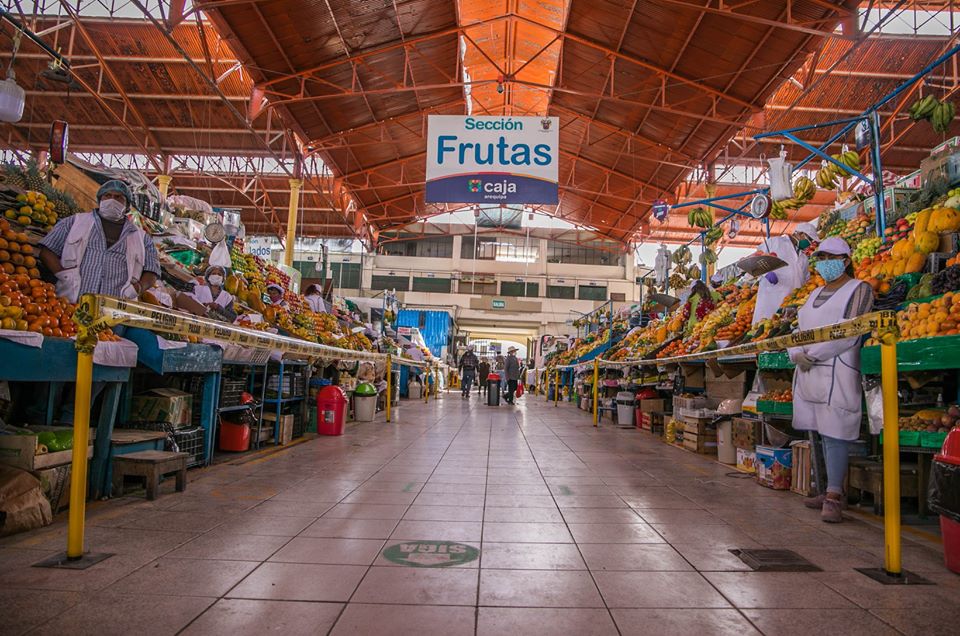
<box><xmin>790</xmin><ymin>441</ymin><xmax>812</xmax><ymax>497</ymax></box>
<box><xmin>51</xmin><ymin>162</ymin><xmax>99</xmax><ymax>211</ymax></box>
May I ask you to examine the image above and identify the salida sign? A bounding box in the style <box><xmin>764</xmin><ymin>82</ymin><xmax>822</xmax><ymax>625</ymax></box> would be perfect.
<box><xmin>425</xmin><ymin>115</ymin><xmax>559</xmax><ymax>205</ymax></box>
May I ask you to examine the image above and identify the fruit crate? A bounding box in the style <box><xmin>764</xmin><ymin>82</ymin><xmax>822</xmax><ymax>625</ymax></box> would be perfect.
<box><xmin>292</xmin><ymin>411</ymin><xmax>306</xmax><ymax>439</ymax></box>
<box><xmin>921</xmin><ymin>430</ymin><xmax>950</xmax><ymax>449</ymax></box>
<box><xmin>879</xmin><ymin>430</ymin><xmax>922</xmax><ymax>447</ymax></box>
<box><xmin>757</xmin><ymin>351</ymin><xmax>794</xmax><ymax>370</ymax></box>
<box><xmin>673</xmin><ymin>395</ymin><xmax>708</xmax><ymax>410</ymax></box>
<box><xmin>756</xmin><ymin>400</ymin><xmax>793</xmax><ymax>415</ymax></box>
<box><xmin>219</xmin><ymin>378</ymin><xmax>247</xmax><ymax>408</ymax></box>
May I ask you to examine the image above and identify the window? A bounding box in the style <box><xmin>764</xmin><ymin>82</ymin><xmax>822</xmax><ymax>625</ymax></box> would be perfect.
<box><xmin>371</xmin><ymin>274</ymin><xmax>410</xmax><ymax>291</ymax></box>
<box><xmin>500</xmin><ymin>281</ymin><xmax>539</xmax><ymax>297</ymax></box>
<box><xmin>330</xmin><ymin>262</ymin><xmax>361</xmax><ymax>289</ymax></box>
<box><xmin>412</xmin><ymin>277</ymin><xmax>452</xmax><ymax>293</ymax></box>
<box><xmin>459</xmin><ymin>280</ymin><xmax>498</xmax><ymax>295</ymax></box>
<box><xmin>547</xmin><ymin>285</ymin><xmax>575</xmax><ymax>299</ymax></box>
<box><xmin>546</xmin><ymin>241</ymin><xmax>622</xmax><ymax>266</ymax></box>
<box><xmin>381</xmin><ymin>236</ymin><xmax>453</xmax><ymax>258</ymax></box>
<box><xmin>462</xmin><ymin>235</ymin><xmax>538</xmax><ymax>262</ymax></box>
<box><xmin>292</xmin><ymin>260</ymin><xmax>324</xmax><ymax>280</ymax></box>
<box><xmin>610</xmin><ymin>292</ymin><xmax>626</xmax><ymax>302</ymax></box>
<box><xmin>578</xmin><ymin>285</ymin><xmax>608</xmax><ymax>301</ymax></box>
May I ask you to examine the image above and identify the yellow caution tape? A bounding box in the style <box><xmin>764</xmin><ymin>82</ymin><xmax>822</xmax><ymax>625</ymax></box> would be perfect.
<box><xmin>548</xmin><ymin>310</ymin><xmax>896</xmax><ymax>370</ymax></box>
<box><xmin>75</xmin><ymin>294</ymin><xmax>434</xmax><ymax>369</ymax></box>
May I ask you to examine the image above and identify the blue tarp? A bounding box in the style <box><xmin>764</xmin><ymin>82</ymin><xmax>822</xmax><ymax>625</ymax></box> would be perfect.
<box><xmin>396</xmin><ymin>309</ymin><xmax>450</xmax><ymax>357</ymax></box>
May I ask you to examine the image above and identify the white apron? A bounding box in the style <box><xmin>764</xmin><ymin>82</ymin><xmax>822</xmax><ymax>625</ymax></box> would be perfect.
<box><xmin>189</xmin><ymin>284</ymin><xmax>234</xmax><ymax>308</ymax></box>
<box><xmin>56</xmin><ymin>213</ymin><xmax>145</xmax><ymax>303</ymax></box>
<box><xmin>789</xmin><ymin>278</ymin><xmax>865</xmax><ymax>440</ymax></box>
<box><xmin>751</xmin><ymin>235</ymin><xmax>809</xmax><ymax>325</ymax></box>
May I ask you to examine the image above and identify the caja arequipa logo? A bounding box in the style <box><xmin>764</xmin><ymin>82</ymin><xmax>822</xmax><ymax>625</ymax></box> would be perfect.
<box><xmin>540</xmin><ymin>118</ymin><xmax>552</xmax><ymax>131</ymax></box>
<box><xmin>468</xmin><ymin>179</ymin><xmax>481</xmax><ymax>192</ymax></box>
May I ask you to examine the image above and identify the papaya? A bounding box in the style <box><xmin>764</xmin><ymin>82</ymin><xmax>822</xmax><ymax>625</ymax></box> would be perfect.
<box><xmin>140</xmin><ymin>290</ymin><xmax>161</xmax><ymax>306</ymax></box>
<box><xmin>914</xmin><ymin>208</ymin><xmax>933</xmax><ymax>234</ymax></box>
<box><xmin>905</xmin><ymin>252</ymin><xmax>926</xmax><ymax>274</ymax></box>
<box><xmin>914</xmin><ymin>230</ymin><xmax>939</xmax><ymax>255</ymax></box>
<box><xmin>263</xmin><ymin>305</ymin><xmax>277</xmax><ymax>324</ymax></box>
<box><xmin>224</xmin><ymin>274</ymin><xmax>240</xmax><ymax>295</ymax></box>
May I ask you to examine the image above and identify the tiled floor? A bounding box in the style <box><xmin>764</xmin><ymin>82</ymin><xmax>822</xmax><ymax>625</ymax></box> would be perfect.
<box><xmin>2</xmin><ymin>394</ymin><xmax>958</xmax><ymax>635</ymax></box>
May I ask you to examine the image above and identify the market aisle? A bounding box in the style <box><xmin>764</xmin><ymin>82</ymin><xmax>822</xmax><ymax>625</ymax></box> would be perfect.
<box><xmin>2</xmin><ymin>394</ymin><xmax>958</xmax><ymax>636</ymax></box>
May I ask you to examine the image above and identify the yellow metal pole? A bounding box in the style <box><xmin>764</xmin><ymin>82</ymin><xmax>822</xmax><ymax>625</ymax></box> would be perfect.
<box><xmin>880</xmin><ymin>335</ymin><xmax>902</xmax><ymax>575</ymax></box>
<box><xmin>156</xmin><ymin>174</ymin><xmax>172</xmax><ymax>199</ymax></box>
<box><xmin>385</xmin><ymin>354</ymin><xmax>392</xmax><ymax>423</ymax></box>
<box><xmin>66</xmin><ymin>349</ymin><xmax>94</xmax><ymax>559</ymax></box>
<box><xmin>593</xmin><ymin>359</ymin><xmax>600</xmax><ymax>427</ymax></box>
<box><xmin>424</xmin><ymin>365</ymin><xmax>430</xmax><ymax>404</ymax></box>
<box><xmin>283</xmin><ymin>178</ymin><xmax>303</xmax><ymax>267</ymax></box>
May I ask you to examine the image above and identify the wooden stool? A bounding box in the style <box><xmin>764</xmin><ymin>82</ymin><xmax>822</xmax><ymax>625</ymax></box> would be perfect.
<box><xmin>112</xmin><ymin>450</ymin><xmax>189</xmax><ymax>500</ymax></box>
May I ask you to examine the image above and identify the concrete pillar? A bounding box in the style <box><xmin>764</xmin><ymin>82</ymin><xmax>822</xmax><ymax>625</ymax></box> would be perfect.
<box><xmin>284</xmin><ymin>178</ymin><xmax>303</xmax><ymax>267</ymax></box>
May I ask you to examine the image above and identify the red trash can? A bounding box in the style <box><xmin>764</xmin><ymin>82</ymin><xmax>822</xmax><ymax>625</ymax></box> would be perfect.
<box><xmin>219</xmin><ymin>420</ymin><xmax>251</xmax><ymax>451</ymax></box>
<box><xmin>316</xmin><ymin>385</ymin><xmax>348</xmax><ymax>435</ymax></box>
<box><xmin>931</xmin><ymin>427</ymin><xmax>960</xmax><ymax>573</ymax></box>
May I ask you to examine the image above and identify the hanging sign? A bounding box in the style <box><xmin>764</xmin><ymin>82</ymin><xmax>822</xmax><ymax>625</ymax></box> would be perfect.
<box><xmin>652</xmin><ymin>199</ymin><xmax>670</xmax><ymax>222</ymax></box>
<box><xmin>425</xmin><ymin>116</ymin><xmax>559</xmax><ymax>205</ymax></box>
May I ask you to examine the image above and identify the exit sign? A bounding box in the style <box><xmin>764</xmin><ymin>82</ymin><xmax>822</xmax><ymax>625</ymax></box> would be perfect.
<box><xmin>492</xmin><ymin>299</ymin><xmax>506</xmax><ymax>309</ymax></box>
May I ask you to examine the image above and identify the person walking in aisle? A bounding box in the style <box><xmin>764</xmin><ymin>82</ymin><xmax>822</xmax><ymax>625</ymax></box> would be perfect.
<box><xmin>504</xmin><ymin>346</ymin><xmax>521</xmax><ymax>405</ymax></box>
<box><xmin>477</xmin><ymin>356</ymin><xmax>491</xmax><ymax>397</ymax></box>
<box><xmin>458</xmin><ymin>345</ymin><xmax>479</xmax><ymax>398</ymax></box>
<box><xmin>788</xmin><ymin>237</ymin><xmax>873</xmax><ymax>523</ymax></box>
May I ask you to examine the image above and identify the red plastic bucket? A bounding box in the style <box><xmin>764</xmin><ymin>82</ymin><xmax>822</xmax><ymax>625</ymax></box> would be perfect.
<box><xmin>219</xmin><ymin>420</ymin><xmax>250</xmax><ymax>451</ymax></box>
<box><xmin>940</xmin><ymin>514</ymin><xmax>960</xmax><ymax>574</ymax></box>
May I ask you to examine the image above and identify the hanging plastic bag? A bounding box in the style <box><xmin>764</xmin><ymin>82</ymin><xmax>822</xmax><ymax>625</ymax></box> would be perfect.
<box><xmin>768</xmin><ymin>150</ymin><xmax>793</xmax><ymax>202</ymax></box>
<box><xmin>862</xmin><ymin>376</ymin><xmax>884</xmax><ymax>435</ymax></box>
<box><xmin>209</xmin><ymin>240</ymin><xmax>231</xmax><ymax>268</ymax></box>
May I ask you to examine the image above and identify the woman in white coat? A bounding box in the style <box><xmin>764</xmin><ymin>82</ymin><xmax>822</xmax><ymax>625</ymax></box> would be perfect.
<box><xmin>752</xmin><ymin>222</ymin><xmax>819</xmax><ymax>325</ymax></box>
<box><xmin>788</xmin><ymin>237</ymin><xmax>873</xmax><ymax>522</ymax></box>
<box><xmin>186</xmin><ymin>265</ymin><xmax>235</xmax><ymax>314</ymax></box>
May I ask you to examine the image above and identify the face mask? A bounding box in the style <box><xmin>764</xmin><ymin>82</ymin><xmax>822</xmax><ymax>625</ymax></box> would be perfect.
<box><xmin>98</xmin><ymin>198</ymin><xmax>126</xmax><ymax>222</ymax></box>
<box><xmin>207</xmin><ymin>275</ymin><xmax>224</xmax><ymax>286</ymax></box>
<box><xmin>797</xmin><ymin>238</ymin><xmax>811</xmax><ymax>250</ymax></box>
<box><xmin>815</xmin><ymin>259</ymin><xmax>846</xmax><ymax>282</ymax></box>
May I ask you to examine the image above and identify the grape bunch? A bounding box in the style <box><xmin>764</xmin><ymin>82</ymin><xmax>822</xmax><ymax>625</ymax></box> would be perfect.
<box><xmin>932</xmin><ymin>265</ymin><xmax>960</xmax><ymax>295</ymax></box>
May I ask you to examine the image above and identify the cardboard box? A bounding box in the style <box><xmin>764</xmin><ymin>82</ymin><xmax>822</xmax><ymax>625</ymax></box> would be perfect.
<box><xmin>737</xmin><ymin>448</ymin><xmax>757</xmax><ymax>473</ymax></box>
<box><xmin>263</xmin><ymin>412</ymin><xmax>294</xmax><ymax>445</ymax></box>
<box><xmin>34</xmin><ymin>464</ymin><xmax>72</xmax><ymax>513</ymax></box>
<box><xmin>684</xmin><ymin>431</ymin><xmax>718</xmax><ymax>454</ymax></box>
<box><xmin>756</xmin><ymin>445</ymin><xmax>793</xmax><ymax>490</ymax></box>
<box><xmin>732</xmin><ymin>417</ymin><xmax>762</xmax><ymax>450</ymax></box>
<box><xmin>130</xmin><ymin>389</ymin><xmax>193</xmax><ymax>428</ymax></box>
<box><xmin>0</xmin><ymin>427</ymin><xmax>93</xmax><ymax>471</ymax></box>
<box><xmin>705</xmin><ymin>368</ymin><xmax>749</xmax><ymax>401</ymax></box>
<box><xmin>638</xmin><ymin>398</ymin><xmax>666</xmax><ymax>414</ymax></box>
<box><xmin>676</xmin><ymin>366</ymin><xmax>705</xmax><ymax>391</ymax></box>
<box><xmin>790</xmin><ymin>441</ymin><xmax>812</xmax><ymax>497</ymax></box>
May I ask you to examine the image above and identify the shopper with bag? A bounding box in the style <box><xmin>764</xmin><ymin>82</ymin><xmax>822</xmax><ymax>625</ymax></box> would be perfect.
<box><xmin>788</xmin><ymin>237</ymin><xmax>873</xmax><ymax>523</ymax></box>
<box><xmin>38</xmin><ymin>180</ymin><xmax>161</xmax><ymax>303</ymax></box>
<box><xmin>458</xmin><ymin>345</ymin><xmax>479</xmax><ymax>398</ymax></box>
<box><xmin>503</xmin><ymin>346</ymin><xmax>521</xmax><ymax>405</ymax></box>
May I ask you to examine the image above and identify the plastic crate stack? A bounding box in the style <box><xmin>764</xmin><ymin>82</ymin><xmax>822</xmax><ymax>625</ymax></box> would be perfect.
<box><xmin>122</xmin><ymin>420</ymin><xmax>205</xmax><ymax>468</ymax></box>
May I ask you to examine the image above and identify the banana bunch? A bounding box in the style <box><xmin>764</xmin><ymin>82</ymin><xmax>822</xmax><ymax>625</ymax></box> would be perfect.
<box><xmin>909</xmin><ymin>95</ymin><xmax>955</xmax><ymax>133</ymax></box>
<box><xmin>815</xmin><ymin>150</ymin><xmax>859</xmax><ymax>190</ymax></box>
<box><xmin>687</xmin><ymin>206</ymin><xmax>713</xmax><ymax>229</ymax></box>
<box><xmin>701</xmin><ymin>247</ymin><xmax>718</xmax><ymax>264</ymax></box>
<box><xmin>671</xmin><ymin>244</ymin><xmax>692</xmax><ymax>265</ymax></box>
<box><xmin>770</xmin><ymin>200</ymin><xmax>788</xmax><ymax>220</ymax></box>
<box><xmin>793</xmin><ymin>175</ymin><xmax>816</xmax><ymax>200</ymax></box>
<box><xmin>668</xmin><ymin>273</ymin><xmax>687</xmax><ymax>289</ymax></box>
<box><xmin>771</xmin><ymin>175</ymin><xmax>818</xmax><ymax>220</ymax></box>
<box><xmin>687</xmin><ymin>265</ymin><xmax>701</xmax><ymax>280</ymax></box>
<box><xmin>704</xmin><ymin>226</ymin><xmax>723</xmax><ymax>245</ymax></box>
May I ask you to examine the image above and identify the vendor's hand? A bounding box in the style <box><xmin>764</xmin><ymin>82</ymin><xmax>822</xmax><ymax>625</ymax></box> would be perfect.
<box><xmin>765</xmin><ymin>272</ymin><xmax>779</xmax><ymax>285</ymax></box>
<box><xmin>793</xmin><ymin>351</ymin><xmax>815</xmax><ymax>371</ymax></box>
<box><xmin>131</xmin><ymin>278</ymin><xmax>142</xmax><ymax>293</ymax></box>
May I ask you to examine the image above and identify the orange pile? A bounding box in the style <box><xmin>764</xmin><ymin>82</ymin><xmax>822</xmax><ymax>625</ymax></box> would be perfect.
<box><xmin>715</xmin><ymin>298</ymin><xmax>756</xmax><ymax>342</ymax></box>
<box><xmin>897</xmin><ymin>293</ymin><xmax>960</xmax><ymax>340</ymax></box>
<box><xmin>0</xmin><ymin>220</ymin><xmax>40</xmax><ymax>279</ymax></box>
<box><xmin>0</xmin><ymin>273</ymin><xmax>76</xmax><ymax>336</ymax></box>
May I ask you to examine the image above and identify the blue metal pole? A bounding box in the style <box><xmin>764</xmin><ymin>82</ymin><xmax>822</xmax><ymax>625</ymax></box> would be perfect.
<box><xmin>869</xmin><ymin>110</ymin><xmax>888</xmax><ymax>240</ymax></box>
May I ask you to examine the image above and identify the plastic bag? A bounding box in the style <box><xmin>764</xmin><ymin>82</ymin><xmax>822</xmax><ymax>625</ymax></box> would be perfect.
<box><xmin>930</xmin><ymin>460</ymin><xmax>960</xmax><ymax>523</ymax></box>
<box><xmin>209</xmin><ymin>240</ymin><xmax>231</xmax><ymax>268</ymax></box>
<box><xmin>768</xmin><ymin>150</ymin><xmax>793</xmax><ymax>201</ymax></box>
<box><xmin>863</xmin><ymin>376</ymin><xmax>884</xmax><ymax>435</ymax></box>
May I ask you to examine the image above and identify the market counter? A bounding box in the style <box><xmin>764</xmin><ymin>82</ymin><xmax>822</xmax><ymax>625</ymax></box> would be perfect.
<box><xmin>0</xmin><ymin>336</ymin><xmax>130</xmax><ymax>383</ymax></box>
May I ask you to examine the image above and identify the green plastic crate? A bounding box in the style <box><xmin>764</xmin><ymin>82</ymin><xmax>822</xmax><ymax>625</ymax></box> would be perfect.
<box><xmin>756</xmin><ymin>400</ymin><xmax>793</xmax><ymax>415</ymax></box>
<box><xmin>920</xmin><ymin>431</ymin><xmax>949</xmax><ymax>449</ymax></box>
<box><xmin>757</xmin><ymin>351</ymin><xmax>794</xmax><ymax>370</ymax></box>
<box><xmin>879</xmin><ymin>430</ymin><xmax>921</xmax><ymax>447</ymax></box>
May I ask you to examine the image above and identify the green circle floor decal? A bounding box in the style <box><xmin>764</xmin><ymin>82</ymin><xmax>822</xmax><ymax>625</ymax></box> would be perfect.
<box><xmin>382</xmin><ymin>540</ymin><xmax>480</xmax><ymax>568</ymax></box>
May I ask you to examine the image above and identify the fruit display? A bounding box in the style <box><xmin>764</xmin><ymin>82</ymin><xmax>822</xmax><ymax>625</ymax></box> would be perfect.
<box><xmin>894</xmin><ymin>293</ymin><xmax>960</xmax><ymax>341</ymax></box>
<box><xmin>780</xmin><ymin>274</ymin><xmax>824</xmax><ymax>308</ymax></box>
<box><xmin>0</xmin><ymin>265</ymin><xmax>77</xmax><ymax>337</ymax></box>
<box><xmin>932</xmin><ymin>265</ymin><xmax>960</xmax><ymax>295</ymax></box>
<box><xmin>909</xmin><ymin>95</ymin><xmax>955</xmax><ymax>133</ymax></box>
<box><xmin>838</xmin><ymin>213</ymin><xmax>875</xmax><ymax>244</ymax></box>
<box><xmin>852</xmin><ymin>236</ymin><xmax>881</xmax><ymax>264</ymax></box>
<box><xmin>760</xmin><ymin>389</ymin><xmax>793</xmax><ymax>402</ymax></box>
<box><xmin>899</xmin><ymin>406</ymin><xmax>957</xmax><ymax>433</ymax></box>
<box><xmin>0</xmin><ymin>222</ymin><xmax>40</xmax><ymax>278</ymax></box>
<box><xmin>2</xmin><ymin>190</ymin><xmax>58</xmax><ymax>230</ymax></box>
